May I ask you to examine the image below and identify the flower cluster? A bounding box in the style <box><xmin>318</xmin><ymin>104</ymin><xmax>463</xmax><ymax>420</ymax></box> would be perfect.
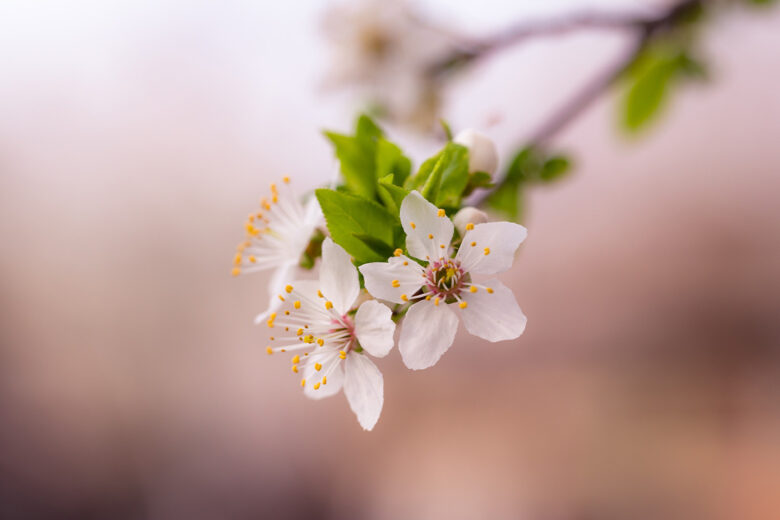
<box><xmin>234</xmin><ymin>117</ymin><xmax>527</xmax><ymax>430</ymax></box>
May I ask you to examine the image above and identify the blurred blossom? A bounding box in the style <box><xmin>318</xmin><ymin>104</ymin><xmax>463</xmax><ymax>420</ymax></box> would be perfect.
<box><xmin>321</xmin><ymin>0</ymin><xmax>455</xmax><ymax>130</ymax></box>
<box><xmin>454</xmin><ymin>128</ymin><xmax>499</xmax><ymax>175</ymax></box>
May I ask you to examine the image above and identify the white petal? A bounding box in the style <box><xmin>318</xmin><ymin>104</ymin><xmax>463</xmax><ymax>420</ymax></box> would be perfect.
<box><xmin>302</xmin><ymin>349</ymin><xmax>344</xmax><ymax>400</ymax></box>
<box><xmin>320</xmin><ymin>238</ymin><xmax>360</xmax><ymax>315</ymax></box>
<box><xmin>455</xmin><ymin>222</ymin><xmax>527</xmax><ymax>275</ymax></box>
<box><xmin>354</xmin><ymin>300</ymin><xmax>396</xmax><ymax>358</ymax></box>
<box><xmin>399</xmin><ymin>300</ymin><xmax>459</xmax><ymax>370</ymax></box>
<box><xmin>460</xmin><ymin>280</ymin><xmax>526</xmax><ymax>342</ymax></box>
<box><xmin>359</xmin><ymin>255</ymin><xmax>425</xmax><ymax>304</ymax></box>
<box><xmin>343</xmin><ymin>353</ymin><xmax>384</xmax><ymax>431</ymax></box>
<box><xmin>400</xmin><ymin>191</ymin><xmax>453</xmax><ymax>261</ymax></box>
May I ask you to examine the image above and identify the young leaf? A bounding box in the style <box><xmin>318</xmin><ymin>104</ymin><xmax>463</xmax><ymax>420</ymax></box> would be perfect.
<box><xmin>315</xmin><ymin>189</ymin><xmax>399</xmax><ymax>264</ymax></box>
<box><xmin>324</xmin><ymin>132</ymin><xmax>377</xmax><ymax>199</ymax></box>
<box><xmin>376</xmin><ymin>138</ymin><xmax>411</xmax><ymax>187</ymax></box>
<box><xmin>356</xmin><ymin>114</ymin><xmax>384</xmax><ymax>141</ymax></box>
<box><xmin>377</xmin><ymin>174</ymin><xmax>409</xmax><ymax>215</ymax></box>
<box><xmin>486</xmin><ymin>182</ymin><xmax>521</xmax><ymax>221</ymax></box>
<box><xmin>434</xmin><ymin>143</ymin><xmax>470</xmax><ymax>208</ymax></box>
<box><xmin>539</xmin><ymin>155</ymin><xmax>571</xmax><ymax>182</ymax></box>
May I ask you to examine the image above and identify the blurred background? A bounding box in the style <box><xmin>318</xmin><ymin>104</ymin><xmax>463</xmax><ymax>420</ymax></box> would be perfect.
<box><xmin>1</xmin><ymin>0</ymin><xmax>779</xmax><ymax>519</ymax></box>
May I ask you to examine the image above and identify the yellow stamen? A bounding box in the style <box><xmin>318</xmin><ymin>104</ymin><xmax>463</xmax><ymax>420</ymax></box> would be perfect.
<box><xmin>266</xmin><ymin>346</ymin><xmax>273</xmax><ymax>355</ymax></box>
<box><xmin>484</xmin><ymin>247</ymin><xmax>490</xmax><ymax>255</ymax></box>
<box><xmin>315</xmin><ymin>363</ymin><xmax>322</xmax><ymax>371</ymax></box>
<box><xmin>410</xmin><ymin>222</ymin><xmax>416</xmax><ymax>229</ymax></box>
<box><xmin>292</xmin><ymin>365</ymin><xmax>298</xmax><ymax>373</ymax></box>
<box><xmin>283</xmin><ymin>176</ymin><xmax>290</xmax><ymax>183</ymax></box>
<box><xmin>434</xmin><ymin>297</ymin><xmax>440</xmax><ymax>306</ymax></box>
<box><xmin>339</xmin><ymin>350</ymin><xmax>347</xmax><ymax>359</ymax></box>
<box><xmin>249</xmin><ymin>256</ymin><xmax>256</xmax><ymax>263</ymax></box>
<box><xmin>233</xmin><ymin>254</ymin><xmax>242</xmax><ymax>265</ymax></box>
<box><xmin>401</xmin><ymin>294</ymin><xmax>408</xmax><ymax>302</ymax></box>
<box><xmin>425</xmin><ymin>295</ymin><xmax>432</xmax><ymax>301</ymax></box>
<box><xmin>459</xmin><ymin>301</ymin><xmax>468</xmax><ymax>309</ymax></box>
<box><xmin>317</xmin><ymin>338</ymin><xmax>324</xmax><ymax>346</ymax></box>
<box><xmin>231</xmin><ymin>267</ymin><xmax>241</xmax><ymax>277</ymax></box>
<box><xmin>291</xmin><ymin>355</ymin><xmax>300</xmax><ymax>364</ymax></box>
<box><xmin>393</xmin><ymin>248</ymin><xmax>402</xmax><ymax>257</ymax></box>
<box><xmin>313</xmin><ymin>382</ymin><xmax>321</xmax><ymax>390</ymax></box>
<box><xmin>391</xmin><ymin>280</ymin><xmax>400</xmax><ymax>288</ymax></box>
<box><xmin>470</xmin><ymin>286</ymin><xmax>478</xmax><ymax>293</ymax></box>
<box><xmin>325</xmin><ymin>301</ymin><xmax>333</xmax><ymax>310</ymax></box>
<box><xmin>486</xmin><ymin>287</ymin><xmax>494</xmax><ymax>294</ymax></box>
<box><xmin>296</xmin><ymin>328</ymin><xmax>303</xmax><ymax>336</ymax></box>
<box><xmin>285</xmin><ymin>284</ymin><xmax>294</xmax><ymax>293</ymax></box>
<box><xmin>293</xmin><ymin>300</ymin><xmax>301</xmax><ymax>309</ymax></box>
<box><xmin>437</xmin><ymin>209</ymin><xmax>445</xmax><ymax>217</ymax></box>
<box><xmin>471</xmin><ymin>241</ymin><xmax>476</xmax><ymax>247</ymax></box>
<box><xmin>303</xmin><ymin>335</ymin><xmax>314</xmax><ymax>344</ymax></box>
<box><xmin>322</xmin><ymin>376</ymin><xmax>327</xmax><ymax>385</ymax></box>
<box><xmin>466</xmin><ymin>223</ymin><xmax>475</xmax><ymax>230</ymax></box>
<box><xmin>403</xmin><ymin>261</ymin><xmax>408</xmax><ymax>266</ymax></box>
<box><xmin>428</xmin><ymin>233</ymin><xmax>434</xmax><ymax>239</ymax></box>
<box><xmin>300</xmin><ymin>378</ymin><xmax>306</xmax><ymax>387</ymax></box>
<box><xmin>278</xmin><ymin>295</ymin><xmax>285</xmax><ymax>302</ymax></box>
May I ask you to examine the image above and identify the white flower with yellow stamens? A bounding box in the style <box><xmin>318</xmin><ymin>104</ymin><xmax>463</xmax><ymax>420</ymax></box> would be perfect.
<box><xmin>359</xmin><ymin>191</ymin><xmax>527</xmax><ymax>370</ymax></box>
<box><xmin>232</xmin><ymin>177</ymin><xmax>322</xmax><ymax>322</ymax></box>
<box><xmin>265</xmin><ymin>238</ymin><xmax>395</xmax><ymax>431</ymax></box>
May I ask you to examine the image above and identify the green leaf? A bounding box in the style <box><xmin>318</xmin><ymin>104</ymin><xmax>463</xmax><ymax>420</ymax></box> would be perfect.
<box><xmin>353</xmin><ymin>234</ymin><xmax>396</xmax><ymax>259</ymax></box>
<box><xmin>376</xmin><ymin>138</ymin><xmax>411</xmax><ymax>187</ymax></box>
<box><xmin>539</xmin><ymin>155</ymin><xmax>571</xmax><ymax>182</ymax></box>
<box><xmin>315</xmin><ymin>189</ymin><xmax>399</xmax><ymax>264</ymax></box>
<box><xmin>621</xmin><ymin>46</ymin><xmax>689</xmax><ymax>133</ymax></box>
<box><xmin>324</xmin><ymin>132</ymin><xmax>377</xmax><ymax>199</ymax></box>
<box><xmin>412</xmin><ymin>142</ymin><xmax>469</xmax><ymax>207</ymax></box>
<box><xmin>405</xmin><ymin>151</ymin><xmax>440</xmax><ymax>191</ymax></box>
<box><xmin>463</xmin><ymin>171</ymin><xmax>494</xmax><ymax>197</ymax></box>
<box><xmin>487</xmin><ymin>182</ymin><xmax>521</xmax><ymax>221</ymax></box>
<box><xmin>439</xmin><ymin>119</ymin><xmax>453</xmax><ymax>141</ymax></box>
<box><xmin>377</xmin><ymin>174</ymin><xmax>409</xmax><ymax>215</ymax></box>
<box><xmin>356</xmin><ymin>114</ymin><xmax>384</xmax><ymax>141</ymax></box>
<box><xmin>434</xmin><ymin>143</ymin><xmax>470</xmax><ymax>208</ymax></box>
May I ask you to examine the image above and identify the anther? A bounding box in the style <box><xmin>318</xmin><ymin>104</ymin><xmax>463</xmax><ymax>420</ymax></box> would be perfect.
<box><xmin>394</xmin><ymin>248</ymin><xmax>402</xmax><ymax>257</ymax></box>
<box><xmin>471</xmin><ymin>241</ymin><xmax>476</xmax><ymax>247</ymax></box>
<box><xmin>294</xmin><ymin>300</ymin><xmax>301</xmax><ymax>309</ymax></box>
<box><xmin>434</xmin><ymin>297</ymin><xmax>440</xmax><ymax>306</ymax></box>
<box><xmin>278</xmin><ymin>295</ymin><xmax>285</xmax><ymax>302</ymax></box>
<box><xmin>428</xmin><ymin>233</ymin><xmax>434</xmax><ymax>239</ymax></box>
<box><xmin>291</xmin><ymin>365</ymin><xmax>298</xmax><ymax>373</ymax></box>
<box><xmin>300</xmin><ymin>378</ymin><xmax>306</xmax><ymax>387</ymax></box>
<box><xmin>315</xmin><ymin>363</ymin><xmax>322</xmax><ymax>371</ymax></box>
<box><xmin>486</xmin><ymin>287</ymin><xmax>494</xmax><ymax>294</ymax></box>
<box><xmin>296</xmin><ymin>328</ymin><xmax>303</xmax><ymax>336</ymax></box>
<box><xmin>484</xmin><ymin>247</ymin><xmax>491</xmax><ymax>255</ymax></box>
<box><xmin>437</xmin><ymin>209</ymin><xmax>446</xmax><ymax>217</ymax></box>
<box><xmin>317</xmin><ymin>338</ymin><xmax>324</xmax><ymax>346</ymax></box>
<box><xmin>466</xmin><ymin>223</ymin><xmax>475</xmax><ymax>230</ymax></box>
<box><xmin>401</xmin><ymin>294</ymin><xmax>408</xmax><ymax>302</ymax></box>
<box><xmin>233</xmin><ymin>254</ymin><xmax>242</xmax><ymax>265</ymax></box>
<box><xmin>249</xmin><ymin>256</ymin><xmax>256</xmax><ymax>263</ymax></box>
<box><xmin>285</xmin><ymin>285</ymin><xmax>294</xmax><ymax>293</ymax></box>
<box><xmin>470</xmin><ymin>286</ymin><xmax>478</xmax><ymax>293</ymax></box>
<box><xmin>266</xmin><ymin>346</ymin><xmax>273</xmax><ymax>355</ymax></box>
<box><xmin>322</xmin><ymin>376</ymin><xmax>327</xmax><ymax>385</ymax></box>
<box><xmin>391</xmin><ymin>280</ymin><xmax>400</xmax><ymax>288</ymax></box>
<box><xmin>313</xmin><ymin>382</ymin><xmax>321</xmax><ymax>390</ymax></box>
<box><xmin>231</xmin><ymin>267</ymin><xmax>241</xmax><ymax>277</ymax></box>
<box><xmin>283</xmin><ymin>176</ymin><xmax>290</xmax><ymax>183</ymax></box>
<box><xmin>459</xmin><ymin>301</ymin><xmax>468</xmax><ymax>309</ymax></box>
<box><xmin>317</xmin><ymin>290</ymin><xmax>323</xmax><ymax>298</ymax></box>
<box><xmin>410</xmin><ymin>222</ymin><xmax>416</xmax><ymax>229</ymax></box>
<box><xmin>325</xmin><ymin>301</ymin><xmax>333</xmax><ymax>310</ymax></box>
<box><xmin>339</xmin><ymin>350</ymin><xmax>347</xmax><ymax>359</ymax></box>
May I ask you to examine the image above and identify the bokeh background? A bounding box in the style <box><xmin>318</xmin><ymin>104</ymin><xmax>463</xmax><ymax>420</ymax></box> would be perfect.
<box><xmin>1</xmin><ymin>1</ymin><xmax>779</xmax><ymax>519</ymax></box>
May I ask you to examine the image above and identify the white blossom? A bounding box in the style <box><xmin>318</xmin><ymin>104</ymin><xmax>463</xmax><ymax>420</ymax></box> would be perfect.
<box><xmin>265</xmin><ymin>238</ymin><xmax>395</xmax><ymax>430</ymax></box>
<box><xmin>454</xmin><ymin>129</ymin><xmax>499</xmax><ymax>175</ymax></box>
<box><xmin>232</xmin><ymin>178</ymin><xmax>322</xmax><ymax>323</ymax></box>
<box><xmin>360</xmin><ymin>191</ymin><xmax>527</xmax><ymax>370</ymax></box>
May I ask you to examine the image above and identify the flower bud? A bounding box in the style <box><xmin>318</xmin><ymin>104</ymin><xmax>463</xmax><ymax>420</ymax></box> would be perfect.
<box><xmin>453</xmin><ymin>207</ymin><xmax>488</xmax><ymax>236</ymax></box>
<box><xmin>454</xmin><ymin>129</ymin><xmax>498</xmax><ymax>176</ymax></box>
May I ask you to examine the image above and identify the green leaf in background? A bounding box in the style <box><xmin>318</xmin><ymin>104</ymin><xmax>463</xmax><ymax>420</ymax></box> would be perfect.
<box><xmin>376</xmin><ymin>138</ymin><xmax>411</xmax><ymax>187</ymax></box>
<box><xmin>539</xmin><ymin>155</ymin><xmax>571</xmax><ymax>182</ymax></box>
<box><xmin>487</xmin><ymin>146</ymin><xmax>572</xmax><ymax>221</ymax></box>
<box><xmin>620</xmin><ymin>42</ymin><xmax>708</xmax><ymax>134</ymax></box>
<box><xmin>377</xmin><ymin>174</ymin><xmax>409</xmax><ymax>215</ymax></box>
<box><xmin>315</xmin><ymin>189</ymin><xmax>400</xmax><ymax>264</ymax></box>
<box><xmin>439</xmin><ymin>119</ymin><xmax>454</xmax><ymax>141</ymax></box>
<box><xmin>405</xmin><ymin>150</ymin><xmax>440</xmax><ymax>191</ymax></box>
<box><xmin>463</xmin><ymin>171</ymin><xmax>494</xmax><ymax>197</ymax></box>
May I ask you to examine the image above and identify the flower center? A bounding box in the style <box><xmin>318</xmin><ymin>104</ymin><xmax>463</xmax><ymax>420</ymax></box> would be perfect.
<box><xmin>425</xmin><ymin>259</ymin><xmax>467</xmax><ymax>299</ymax></box>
